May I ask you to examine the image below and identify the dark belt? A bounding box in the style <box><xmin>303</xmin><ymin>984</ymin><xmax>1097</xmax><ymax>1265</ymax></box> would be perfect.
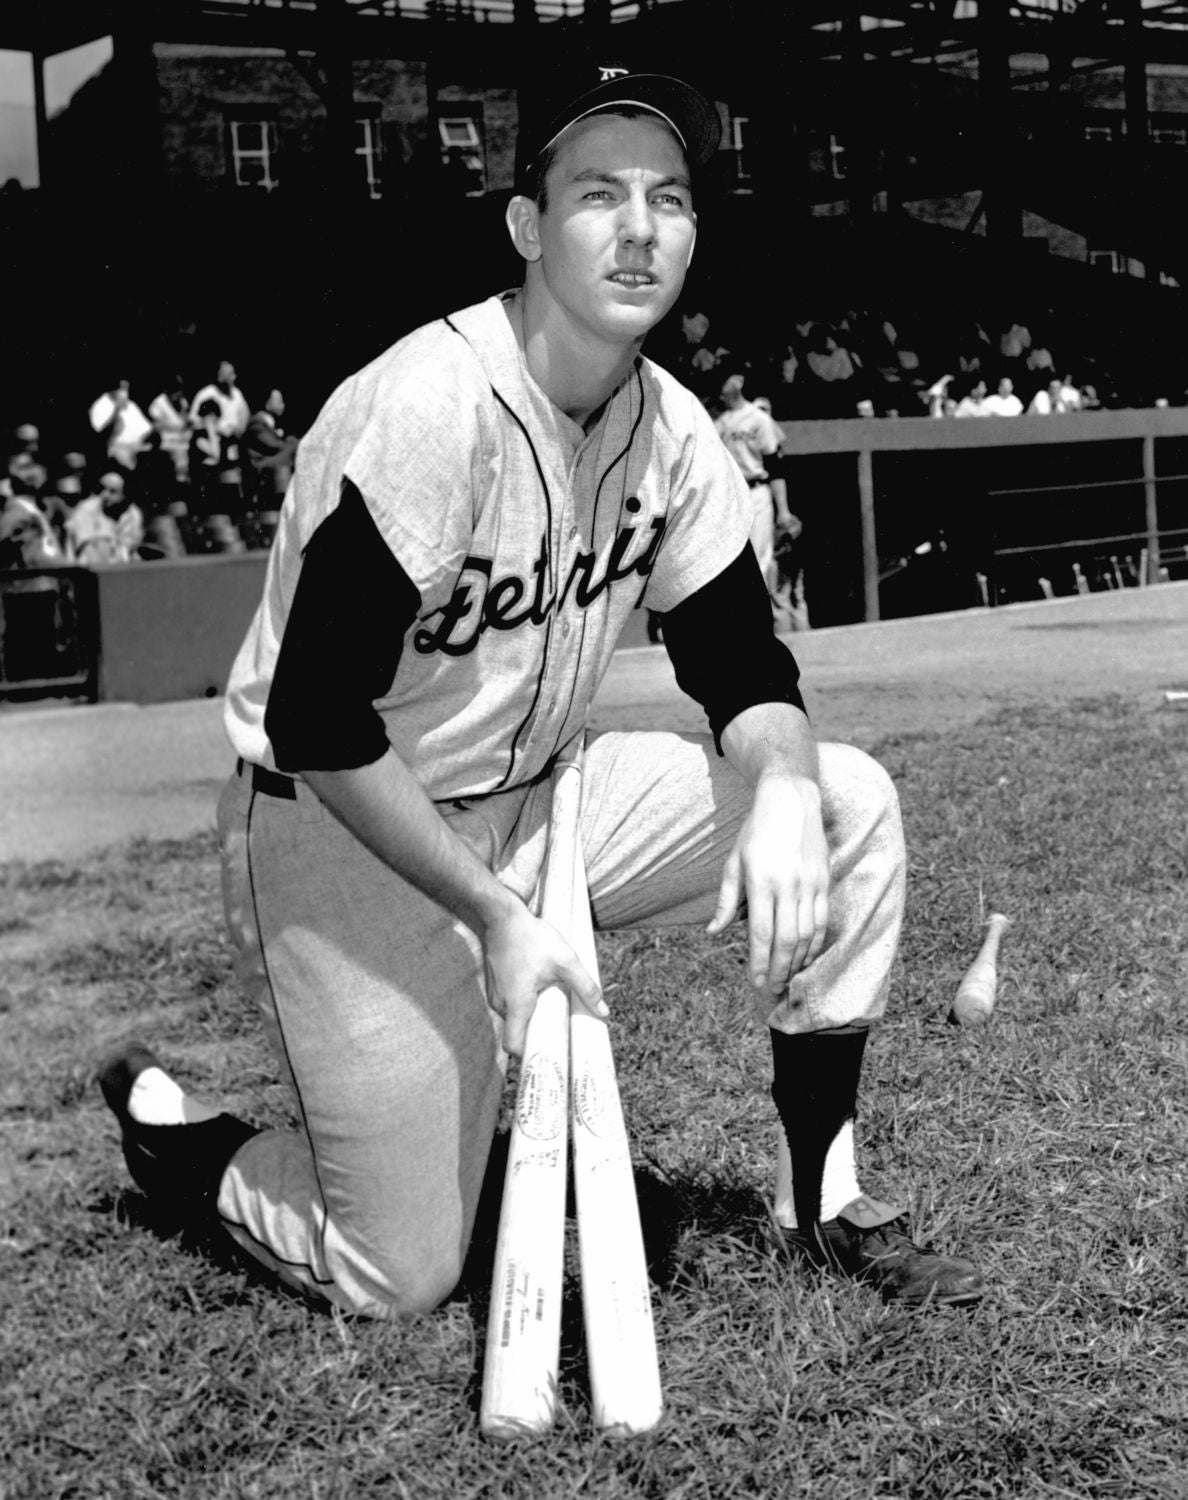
<box><xmin>746</xmin><ymin>474</ymin><xmax>770</xmax><ymax>488</ymax></box>
<box><xmin>236</xmin><ymin>757</ymin><xmax>297</xmax><ymax>800</ymax></box>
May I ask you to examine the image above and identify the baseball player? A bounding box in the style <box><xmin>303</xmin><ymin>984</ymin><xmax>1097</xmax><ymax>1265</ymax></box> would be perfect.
<box><xmin>99</xmin><ymin>60</ymin><xmax>984</xmax><ymax>1318</ymax></box>
<box><xmin>713</xmin><ymin>371</ymin><xmax>800</xmax><ymax>609</ymax></box>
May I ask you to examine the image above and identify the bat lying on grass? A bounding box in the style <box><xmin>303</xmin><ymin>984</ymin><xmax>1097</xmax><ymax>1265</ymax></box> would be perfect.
<box><xmin>948</xmin><ymin>912</ymin><xmax>1011</xmax><ymax>1027</ymax></box>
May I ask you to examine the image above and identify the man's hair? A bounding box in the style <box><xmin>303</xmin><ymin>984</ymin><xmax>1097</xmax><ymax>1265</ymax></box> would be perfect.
<box><xmin>521</xmin><ymin>104</ymin><xmax>689</xmax><ymax>211</ymax></box>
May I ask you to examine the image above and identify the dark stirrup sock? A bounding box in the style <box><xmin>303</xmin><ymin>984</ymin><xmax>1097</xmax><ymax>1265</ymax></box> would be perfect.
<box><xmin>769</xmin><ymin>1025</ymin><xmax>869</xmax><ymax>1231</ymax></box>
<box><xmin>99</xmin><ymin>1044</ymin><xmax>260</xmax><ymax>1216</ymax></box>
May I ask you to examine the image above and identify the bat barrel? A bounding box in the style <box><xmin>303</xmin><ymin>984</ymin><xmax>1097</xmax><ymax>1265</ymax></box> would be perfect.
<box><xmin>566</xmin><ymin>827</ymin><xmax>663</xmax><ymax>1437</ymax></box>
<box><xmin>479</xmin><ymin>751</ymin><xmax>586</xmax><ymax>1439</ymax></box>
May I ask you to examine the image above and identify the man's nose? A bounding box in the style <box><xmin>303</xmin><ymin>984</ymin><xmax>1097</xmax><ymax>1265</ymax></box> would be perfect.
<box><xmin>617</xmin><ymin>190</ymin><xmax>656</xmax><ymax>246</ymax></box>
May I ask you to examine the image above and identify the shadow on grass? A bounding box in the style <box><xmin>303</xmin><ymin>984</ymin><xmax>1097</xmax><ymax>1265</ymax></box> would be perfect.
<box><xmin>456</xmin><ymin>1134</ymin><xmax>774</xmax><ymax>1417</ymax></box>
<box><xmin>91</xmin><ymin>1186</ymin><xmax>334</xmax><ymax>1316</ymax></box>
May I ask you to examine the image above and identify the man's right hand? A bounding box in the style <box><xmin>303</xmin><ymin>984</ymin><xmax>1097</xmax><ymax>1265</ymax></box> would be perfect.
<box><xmin>481</xmin><ymin>899</ymin><xmax>605</xmax><ymax>1058</ymax></box>
<box><xmin>301</xmin><ymin>754</ymin><xmax>605</xmax><ymax>1058</ymax></box>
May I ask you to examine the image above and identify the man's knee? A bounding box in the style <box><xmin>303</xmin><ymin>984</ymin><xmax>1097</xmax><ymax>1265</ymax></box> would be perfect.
<box><xmin>323</xmin><ymin>1213</ymin><xmax>471</xmax><ymax>1319</ymax></box>
<box><xmin>819</xmin><ymin>743</ymin><xmax>905</xmax><ymax>885</ymax></box>
<box><xmin>822</xmin><ymin>743</ymin><xmax>901</xmax><ymax>822</ymax></box>
<box><xmin>343</xmin><ymin>1239</ymin><xmax>467</xmax><ymax>1320</ymax></box>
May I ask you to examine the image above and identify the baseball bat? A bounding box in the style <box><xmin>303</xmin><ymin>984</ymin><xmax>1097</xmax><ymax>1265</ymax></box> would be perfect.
<box><xmin>566</xmin><ymin>832</ymin><xmax>664</xmax><ymax>1437</ymax></box>
<box><xmin>947</xmin><ymin>912</ymin><xmax>1011</xmax><ymax>1027</ymax></box>
<box><xmin>479</xmin><ymin>749</ymin><xmax>585</xmax><ymax>1440</ymax></box>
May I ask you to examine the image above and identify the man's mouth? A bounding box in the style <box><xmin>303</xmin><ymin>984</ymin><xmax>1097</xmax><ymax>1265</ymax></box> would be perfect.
<box><xmin>608</xmin><ymin>271</ymin><xmax>656</xmax><ymax>287</ymax></box>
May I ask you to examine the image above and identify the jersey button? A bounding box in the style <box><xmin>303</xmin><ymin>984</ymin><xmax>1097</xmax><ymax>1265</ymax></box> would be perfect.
<box><xmin>548</xmin><ymin>698</ymin><xmax>558</xmax><ymax>714</ymax></box>
<box><xmin>562</xmin><ymin>622</ymin><xmax>571</xmax><ymax>638</ymax></box>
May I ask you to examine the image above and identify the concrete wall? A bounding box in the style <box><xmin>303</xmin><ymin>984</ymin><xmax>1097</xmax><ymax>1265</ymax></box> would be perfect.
<box><xmin>94</xmin><ymin>552</ymin><xmax>268</xmax><ymax>704</ymax></box>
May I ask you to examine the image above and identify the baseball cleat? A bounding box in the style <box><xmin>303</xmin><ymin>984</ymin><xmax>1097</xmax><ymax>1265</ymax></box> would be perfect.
<box><xmin>782</xmin><ymin>1195</ymin><xmax>986</xmax><ymax>1306</ymax></box>
<box><xmin>97</xmin><ymin>1040</ymin><xmax>258</xmax><ymax>1216</ymax></box>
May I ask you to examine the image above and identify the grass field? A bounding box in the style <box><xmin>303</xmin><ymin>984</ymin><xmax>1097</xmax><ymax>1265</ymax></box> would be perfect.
<box><xmin>2</xmin><ymin>696</ymin><xmax>1186</xmax><ymax>1499</ymax></box>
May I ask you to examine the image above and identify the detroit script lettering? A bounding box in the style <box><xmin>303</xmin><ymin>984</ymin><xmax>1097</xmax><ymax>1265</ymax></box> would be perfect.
<box><xmin>413</xmin><ymin>510</ymin><xmax>665</xmax><ymax>658</ymax></box>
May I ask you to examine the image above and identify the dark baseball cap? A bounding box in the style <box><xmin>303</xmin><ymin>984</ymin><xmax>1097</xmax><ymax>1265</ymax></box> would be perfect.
<box><xmin>514</xmin><ymin>59</ymin><xmax>722</xmax><ymax>192</ymax></box>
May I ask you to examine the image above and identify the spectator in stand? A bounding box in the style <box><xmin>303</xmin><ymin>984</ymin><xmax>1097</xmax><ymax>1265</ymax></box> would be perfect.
<box><xmin>770</xmin><ymin>343</ymin><xmax>802</xmax><ymax>415</ymax></box>
<box><xmin>1027</xmin><ymin>378</ymin><xmax>1068</xmax><ymax>416</ymax></box>
<box><xmin>3</xmin><ymin>451</ymin><xmax>33</xmax><ymax>501</ymax></box>
<box><xmin>64</xmin><ymin>470</ymin><xmax>145</xmax><ymax>566</ymax></box>
<box><xmin>998</xmin><ymin>316</ymin><xmax>1031</xmax><ymax>366</ymax></box>
<box><xmin>801</xmin><ymin>323</ymin><xmax>862</xmax><ymax>418</ymax></box>
<box><xmin>952</xmin><ymin>377</ymin><xmax>992</xmax><ymax>418</ymax></box>
<box><xmin>148</xmin><ymin>375</ymin><xmax>194</xmax><ymax>486</ymax></box>
<box><xmin>1025</xmin><ymin>340</ymin><xmax>1055</xmax><ymax>384</ymax></box>
<box><xmin>982</xmin><ymin>376</ymin><xmax>1023</xmax><ymax>417</ymax></box>
<box><xmin>4</xmin><ymin>451</ymin><xmax>52</xmax><ymax>507</ymax></box>
<box><xmin>61</xmin><ymin>450</ymin><xmax>92</xmax><ymax>495</ymax></box>
<box><xmin>191</xmin><ymin>360</ymin><xmax>251</xmax><ymax>438</ymax></box>
<box><xmin>955</xmin><ymin>319</ymin><xmax>993</xmax><ymax>378</ymax></box>
<box><xmin>923</xmin><ymin>374</ymin><xmax>954</xmax><ymax>418</ymax></box>
<box><xmin>44</xmin><ymin>473</ymin><xmax>83</xmax><ymax>545</ymax></box>
<box><xmin>1058</xmin><ymin>373</ymin><xmax>1083</xmax><ymax>413</ymax></box>
<box><xmin>89</xmin><ymin>379</ymin><xmax>155</xmax><ymax>473</ymax></box>
<box><xmin>0</xmin><ymin>495</ymin><xmax>64</xmax><ymax>569</ymax></box>
<box><xmin>657</xmin><ymin>306</ymin><xmax>736</xmax><ymax>405</ymax></box>
<box><xmin>189</xmin><ymin>398</ymin><xmax>243</xmax><ymax>520</ymax></box>
<box><xmin>11</xmin><ymin>423</ymin><xmax>41</xmax><ymax>461</ymax></box>
<box><xmin>243</xmin><ymin>388</ymin><xmax>298</xmax><ymax>510</ymax></box>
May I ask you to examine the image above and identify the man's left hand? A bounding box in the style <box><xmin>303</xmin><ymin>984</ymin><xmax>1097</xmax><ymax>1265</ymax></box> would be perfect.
<box><xmin>706</xmin><ymin>773</ymin><xmax>830</xmax><ymax>995</ymax></box>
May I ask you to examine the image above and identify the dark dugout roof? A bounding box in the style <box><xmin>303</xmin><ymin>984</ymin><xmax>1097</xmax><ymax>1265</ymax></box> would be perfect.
<box><xmin>8</xmin><ymin>2</ymin><xmax>1188</xmax><ymax>74</ymax></box>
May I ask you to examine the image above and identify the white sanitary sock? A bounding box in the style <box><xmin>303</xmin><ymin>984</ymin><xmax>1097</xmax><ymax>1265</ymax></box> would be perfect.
<box><xmin>775</xmin><ymin>1120</ymin><xmax>863</xmax><ymax>1229</ymax></box>
<box><xmin>127</xmin><ymin>1066</ymin><xmax>221</xmax><ymax>1126</ymax></box>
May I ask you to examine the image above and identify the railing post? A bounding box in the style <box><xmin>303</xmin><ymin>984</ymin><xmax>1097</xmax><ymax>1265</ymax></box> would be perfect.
<box><xmin>858</xmin><ymin>445</ymin><xmax>879</xmax><ymax>622</ymax></box>
<box><xmin>1142</xmin><ymin>430</ymin><xmax>1161</xmax><ymax>583</ymax></box>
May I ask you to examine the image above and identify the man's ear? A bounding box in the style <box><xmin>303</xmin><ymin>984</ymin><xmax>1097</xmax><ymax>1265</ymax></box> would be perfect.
<box><xmin>506</xmin><ymin>194</ymin><xmax>543</xmax><ymax>264</ymax></box>
<box><xmin>685</xmin><ymin>212</ymin><xmax>698</xmax><ymax>270</ymax></box>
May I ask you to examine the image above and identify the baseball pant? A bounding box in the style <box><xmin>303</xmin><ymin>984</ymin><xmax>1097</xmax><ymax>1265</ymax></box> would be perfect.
<box><xmin>214</xmin><ymin>730</ymin><xmax>904</xmax><ymax>1318</ymax></box>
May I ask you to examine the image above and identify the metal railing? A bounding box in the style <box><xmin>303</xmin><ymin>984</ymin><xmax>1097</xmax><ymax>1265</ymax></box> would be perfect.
<box><xmin>778</xmin><ymin>405</ymin><xmax>1188</xmax><ymax>621</ymax></box>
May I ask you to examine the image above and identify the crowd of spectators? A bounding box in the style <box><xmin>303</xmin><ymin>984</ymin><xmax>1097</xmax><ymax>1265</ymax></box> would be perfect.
<box><xmin>643</xmin><ymin>294</ymin><xmax>1178</xmax><ymax>632</ymax></box>
<box><xmin>649</xmin><ymin>300</ymin><xmax>1122</xmax><ymax>424</ymax></box>
<box><xmin>0</xmin><ymin>360</ymin><xmax>300</xmax><ymax>573</ymax></box>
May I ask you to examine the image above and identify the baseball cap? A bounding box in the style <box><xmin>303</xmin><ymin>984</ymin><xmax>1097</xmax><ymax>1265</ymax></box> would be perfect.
<box><xmin>514</xmin><ymin>58</ymin><xmax>722</xmax><ymax>191</ymax></box>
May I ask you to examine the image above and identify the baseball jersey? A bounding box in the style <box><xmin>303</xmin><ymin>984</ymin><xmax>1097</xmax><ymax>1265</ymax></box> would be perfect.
<box><xmin>713</xmin><ymin>399</ymin><xmax>784</xmax><ymax>483</ymax></box>
<box><xmin>224</xmin><ymin>293</ymin><xmax>753</xmax><ymax>801</ymax></box>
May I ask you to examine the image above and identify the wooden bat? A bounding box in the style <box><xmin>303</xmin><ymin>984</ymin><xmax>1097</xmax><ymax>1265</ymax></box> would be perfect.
<box><xmin>566</xmin><ymin>833</ymin><xmax>663</xmax><ymax>1438</ymax></box>
<box><xmin>479</xmin><ymin>749</ymin><xmax>585</xmax><ymax>1440</ymax></box>
<box><xmin>948</xmin><ymin>912</ymin><xmax>1011</xmax><ymax>1027</ymax></box>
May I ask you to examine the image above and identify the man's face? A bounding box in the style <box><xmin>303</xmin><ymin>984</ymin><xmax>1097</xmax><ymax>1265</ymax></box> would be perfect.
<box><xmin>524</xmin><ymin>112</ymin><xmax>696</xmax><ymax>350</ymax></box>
<box><xmin>218</xmin><ymin>362</ymin><xmax>236</xmax><ymax>388</ymax></box>
<box><xmin>266</xmin><ymin>389</ymin><xmax>285</xmax><ymax>417</ymax></box>
<box><xmin>98</xmin><ymin>474</ymin><xmax>125</xmax><ymax>511</ymax></box>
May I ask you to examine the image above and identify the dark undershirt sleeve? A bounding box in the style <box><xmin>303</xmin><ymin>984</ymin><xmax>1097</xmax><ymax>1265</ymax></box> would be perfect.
<box><xmin>264</xmin><ymin>480</ymin><xmax>421</xmax><ymax>772</ymax></box>
<box><xmin>659</xmin><ymin>543</ymin><xmax>807</xmax><ymax>754</ymax></box>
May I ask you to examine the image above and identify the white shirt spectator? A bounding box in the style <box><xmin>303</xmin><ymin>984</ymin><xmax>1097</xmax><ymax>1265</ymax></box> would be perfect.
<box><xmin>89</xmin><ymin>384</ymin><xmax>154</xmax><ymax>469</ymax></box>
<box><xmin>1028</xmin><ymin>382</ymin><xmax>1068</xmax><ymax>415</ymax></box>
<box><xmin>148</xmin><ymin>389</ymin><xmax>193</xmax><ymax>475</ymax></box>
<box><xmin>983</xmin><ymin>379</ymin><xmax>1023</xmax><ymax>417</ymax></box>
<box><xmin>191</xmin><ymin>361</ymin><xmax>251</xmax><ymax>437</ymax></box>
